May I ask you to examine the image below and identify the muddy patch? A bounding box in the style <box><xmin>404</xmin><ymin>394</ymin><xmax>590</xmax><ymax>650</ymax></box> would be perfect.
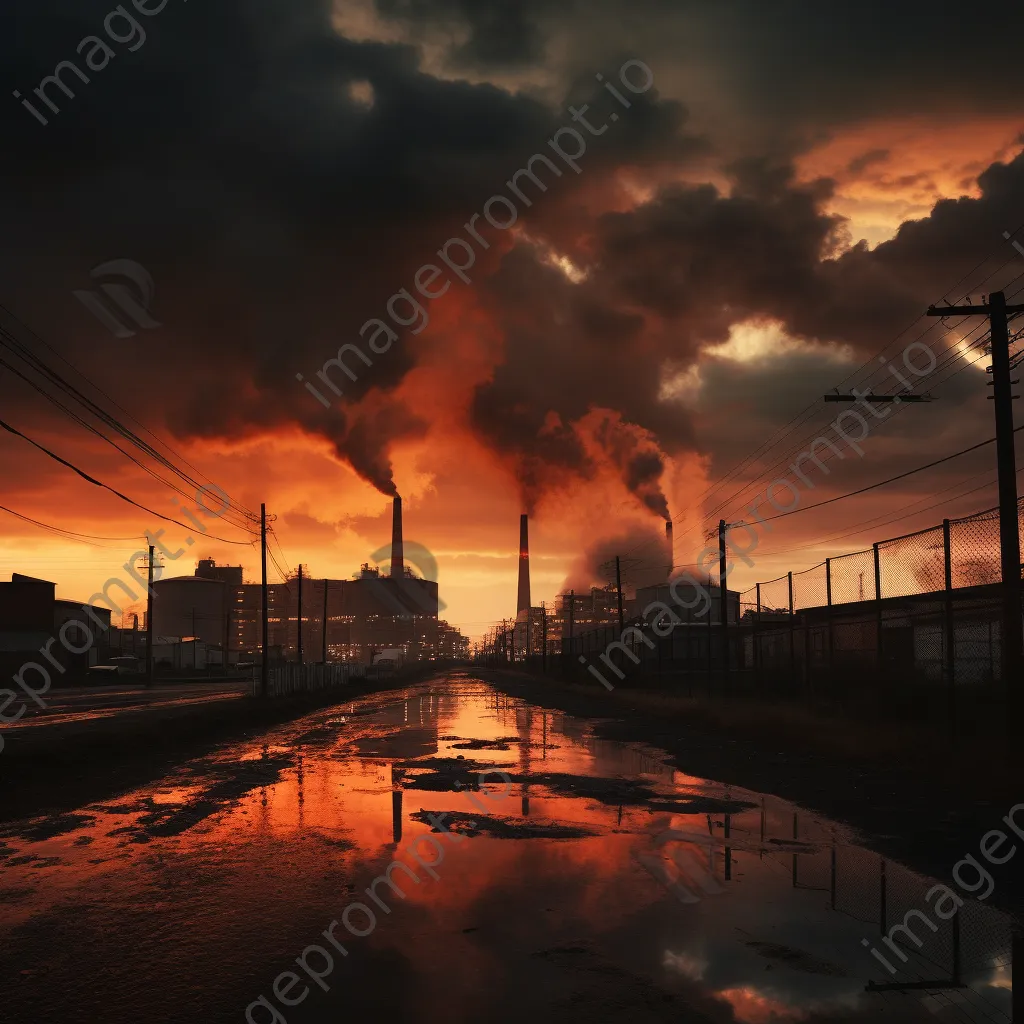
<box><xmin>745</xmin><ymin>939</ymin><xmax>849</xmax><ymax>977</ymax></box>
<box><xmin>119</xmin><ymin>753</ymin><xmax>294</xmax><ymax>839</ymax></box>
<box><xmin>398</xmin><ymin>757</ymin><xmax>515</xmax><ymax>791</ymax></box>
<box><xmin>0</xmin><ymin>812</ymin><xmax>96</xmax><ymax>843</ymax></box>
<box><xmin>646</xmin><ymin>797</ymin><xmax>757</xmax><ymax>815</ymax></box>
<box><xmin>410</xmin><ymin>810</ymin><xmax>601</xmax><ymax>840</ymax></box>
<box><xmin>448</xmin><ymin>737</ymin><xmax>520</xmax><ymax>750</ymax></box>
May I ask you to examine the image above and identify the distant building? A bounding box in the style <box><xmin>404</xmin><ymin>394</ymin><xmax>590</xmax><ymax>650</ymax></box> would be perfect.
<box><xmin>196</xmin><ymin>558</ymin><xmax>243</xmax><ymax>586</ymax></box>
<box><xmin>151</xmin><ymin>574</ymin><xmax>232</xmax><ymax>648</ymax></box>
<box><xmin>549</xmin><ymin>586</ymin><xmax>622</xmax><ymax>641</ymax></box>
<box><xmin>160</xmin><ymin>503</ymin><xmax>467</xmax><ymax>665</ymax></box>
<box><xmin>635</xmin><ymin>580</ymin><xmax>741</xmax><ymax>625</ymax></box>
<box><xmin>0</xmin><ymin>573</ymin><xmax>113</xmax><ymax>677</ymax></box>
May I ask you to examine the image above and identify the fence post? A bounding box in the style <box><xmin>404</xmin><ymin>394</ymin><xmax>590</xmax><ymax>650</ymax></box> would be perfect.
<box><xmin>719</xmin><ymin>520</ymin><xmax>729</xmax><ymax>693</ymax></box>
<box><xmin>826</xmin><ymin>557</ymin><xmax>835</xmax><ymax>693</ymax></box>
<box><xmin>707</xmin><ymin>603</ymin><xmax>713</xmax><ymax>698</ymax></box>
<box><xmin>949</xmin><ymin>908</ymin><xmax>962</xmax><ymax>985</ymax></box>
<box><xmin>788</xmin><ymin>572</ymin><xmax>795</xmax><ymax>692</ymax></box>
<box><xmin>1013</xmin><ymin>927</ymin><xmax>1023</xmax><ymax>1024</ymax></box>
<box><xmin>688</xmin><ymin>604</ymin><xmax>694</xmax><ymax>698</ymax></box>
<box><xmin>943</xmin><ymin>519</ymin><xmax>956</xmax><ymax>747</ymax></box>
<box><xmin>755</xmin><ymin>582</ymin><xmax>762</xmax><ymax>689</ymax></box>
<box><xmin>873</xmin><ymin>543</ymin><xmax>883</xmax><ymax>687</ymax></box>
<box><xmin>879</xmin><ymin>857</ymin><xmax>887</xmax><ymax>935</ymax></box>
<box><xmin>830</xmin><ymin>835</ymin><xmax>837</xmax><ymax>909</ymax></box>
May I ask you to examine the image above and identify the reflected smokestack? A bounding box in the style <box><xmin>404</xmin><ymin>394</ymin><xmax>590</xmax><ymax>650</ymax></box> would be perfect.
<box><xmin>517</xmin><ymin>514</ymin><xmax>531</xmax><ymax>612</ymax></box>
<box><xmin>666</xmin><ymin>519</ymin><xmax>674</xmax><ymax>582</ymax></box>
<box><xmin>391</xmin><ymin>496</ymin><xmax>404</xmax><ymax>577</ymax></box>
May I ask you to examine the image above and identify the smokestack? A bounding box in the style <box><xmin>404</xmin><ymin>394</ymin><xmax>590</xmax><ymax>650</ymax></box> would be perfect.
<box><xmin>391</xmin><ymin>496</ymin><xmax>404</xmax><ymax>577</ymax></box>
<box><xmin>665</xmin><ymin>520</ymin><xmax>674</xmax><ymax>583</ymax></box>
<box><xmin>517</xmin><ymin>513</ymin><xmax>531</xmax><ymax>612</ymax></box>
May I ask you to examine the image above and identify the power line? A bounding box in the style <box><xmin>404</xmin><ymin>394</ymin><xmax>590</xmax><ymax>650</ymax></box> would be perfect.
<box><xmin>0</xmin><ymin>503</ymin><xmax>142</xmax><ymax>544</ymax></box>
<box><xmin>666</xmin><ymin>254</ymin><xmax>1024</xmax><ymax>551</ymax></box>
<box><xmin>0</xmin><ymin>306</ymin><xmax>260</xmax><ymax>528</ymax></box>
<box><xmin>0</xmin><ymin>415</ymin><xmax>257</xmax><ymax>545</ymax></box>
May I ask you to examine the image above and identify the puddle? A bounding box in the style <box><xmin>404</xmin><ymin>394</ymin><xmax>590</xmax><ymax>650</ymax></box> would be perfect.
<box><xmin>0</xmin><ymin>672</ymin><xmax>1013</xmax><ymax>1023</ymax></box>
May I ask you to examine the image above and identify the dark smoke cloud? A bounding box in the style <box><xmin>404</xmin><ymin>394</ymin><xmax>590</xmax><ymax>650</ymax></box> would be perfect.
<box><xmin>562</xmin><ymin>522</ymin><xmax>671</xmax><ymax>595</ymax></box>
<box><xmin>591</xmin><ymin>411</ymin><xmax>669</xmax><ymax>520</ymax></box>
<box><xmin>2</xmin><ymin>0</ymin><xmax>1024</xmax><ymax>513</ymax></box>
<box><xmin>0</xmin><ymin>0</ymin><xmax>696</xmax><ymax>497</ymax></box>
<box><xmin>471</xmin><ymin>148</ymin><xmax>1024</xmax><ymax>503</ymax></box>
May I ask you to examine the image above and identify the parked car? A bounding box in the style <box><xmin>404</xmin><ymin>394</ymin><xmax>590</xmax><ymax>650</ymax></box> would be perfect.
<box><xmin>108</xmin><ymin>656</ymin><xmax>141</xmax><ymax>675</ymax></box>
<box><xmin>85</xmin><ymin>665</ymin><xmax>123</xmax><ymax>683</ymax></box>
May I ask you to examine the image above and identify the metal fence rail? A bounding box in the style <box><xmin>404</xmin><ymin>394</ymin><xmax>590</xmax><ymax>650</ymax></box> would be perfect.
<box><xmin>526</xmin><ymin>497</ymin><xmax>1024</xmax><ymax>727</ymax></box>
<box><xmin>250</xmin><ymin>662</ymin><xmax>367</xmax><ymax>697</ymax></box>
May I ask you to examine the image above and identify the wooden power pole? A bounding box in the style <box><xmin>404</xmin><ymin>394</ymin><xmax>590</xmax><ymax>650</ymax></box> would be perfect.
<box><xmin>719</xmin><ymin>519</ymin><xmax>729</xmax><ymax>677</ymax></box>
<box><xmin>297</xmin><ymin>564</ymin><xmax>303</xmax><ymax>665</ymax></box>
<box><xmin>146</xmin><ymin>543</ymin><xmax>154</xmax><ymax>686</ymax></box>
<box><xmin>928</xmin><ymin>292</ymin><xmax>1024</xmax><ymax>755</ymax></box>
<box><xmin>322</xmin><ymin>578</ymin><xmax>329</xmax><ymax>664</ymax></box>
<box><xmin>541</xmin><ymin>601</ymin><xmax>547</xmax><ymax>673</ymax></box>
<box><xmin>261</xmin><ymin>503</ymin><xmax>269</xmax><ymax>697</ymax></box>
<box><xmin>615</xmin><ymin>556</ymin><xmax>624</xmax><ymax>633</ymax></box>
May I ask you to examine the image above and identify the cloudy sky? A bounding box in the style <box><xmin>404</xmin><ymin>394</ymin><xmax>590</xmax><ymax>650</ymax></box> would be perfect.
<box><xmin>2</xmin><ymin>0</ymin><xmax>1024</xmax><ymax>636</ymax></box>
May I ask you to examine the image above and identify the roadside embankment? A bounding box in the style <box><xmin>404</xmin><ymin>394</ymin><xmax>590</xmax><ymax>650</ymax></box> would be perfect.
<box><xmin>0</xmin><ymin>667</ymin><xmax>439</xmax><ymax>822</ymax></box>
<box><xmin>476</xmin><ymin>667</ymin><xmax>1024</xmax><ymax>919</ymax></box>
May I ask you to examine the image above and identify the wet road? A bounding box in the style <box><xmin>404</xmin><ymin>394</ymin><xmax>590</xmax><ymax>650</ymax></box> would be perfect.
<box><xmin>0</xmin><ymin>671</ymin><xmax>1013</xmax><ymax>1023</ymax></box>
<box><xmin>4</xmin><ymin>680</ymin><xmax>249</xmax><ymax>730</ymax></box>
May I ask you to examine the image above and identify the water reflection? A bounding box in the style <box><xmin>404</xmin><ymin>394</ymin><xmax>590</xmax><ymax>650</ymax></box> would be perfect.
<box><xmin>0</xmin><ymin>672</ymin><xmax>1014</xmax><ymax>1024</ymax></box>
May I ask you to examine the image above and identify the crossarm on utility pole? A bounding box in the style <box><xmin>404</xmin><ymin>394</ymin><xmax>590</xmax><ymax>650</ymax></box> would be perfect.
<box><xmin>927</xmin><ymin>303</ymin><xmax>1024</xmax><ymax>316</ymax></box>
<box><xmin>824</xmin><ymin>394</ymin><xmax>931</xmax><ymax>402</ymax></box>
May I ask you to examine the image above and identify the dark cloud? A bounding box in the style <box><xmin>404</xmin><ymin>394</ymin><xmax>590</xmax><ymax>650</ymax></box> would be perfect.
<box><xmin>2</xmin><ymin>0</ymin><xmax>1024</xmax><ymax>519</ymax></box>
<box><xmin>469</xmin><ymin>145</ymin><xmax>1024</xmax><ymax>511</ymax></box>
<box><xmin>846</xmin><ymin>149</ymin><xmax>890</xmax><ymax>177</ymax></box>
<box><xmin>362</xmin><ymin>1</ymin><xmax>1024</xmax><ymax>151</ymax></box>
<box><xmin>0</xmin><ymin>0</ymin><xmax>696</xmax><ymax>495</ymax></box>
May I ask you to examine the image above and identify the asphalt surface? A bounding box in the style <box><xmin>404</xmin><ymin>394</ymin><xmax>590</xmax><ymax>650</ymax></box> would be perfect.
<box><xmin>0</xmin><ymin>670</ymin><xmax>1012</xmax><ymax>1024</ymax></box>
<box><xmin>5</xmin><ymin>679</ymin><xmax>250</xmax><ymax>731</ymax></box>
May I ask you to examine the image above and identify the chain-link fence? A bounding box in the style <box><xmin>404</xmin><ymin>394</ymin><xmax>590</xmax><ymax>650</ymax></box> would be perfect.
<box><xmin>539</xmin><ymin>498</ymin><xmax>1021</xmax><ymax>732</ymax></box>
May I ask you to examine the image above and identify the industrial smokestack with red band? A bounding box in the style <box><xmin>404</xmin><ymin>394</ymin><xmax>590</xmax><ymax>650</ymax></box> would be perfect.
<box><xmin>666</xmin><ymin>519</ymin><xmax>674</xmax><ymax>582</ymax></box>
<box><xmin>391</xmin><ymin>496</ymin><xmax>404</xmax><ymax>577</ymax></box>
<box><xmin>517</xmin><ymin>513</ymin><xmax>531</xmax><ymax>612</ymax></box>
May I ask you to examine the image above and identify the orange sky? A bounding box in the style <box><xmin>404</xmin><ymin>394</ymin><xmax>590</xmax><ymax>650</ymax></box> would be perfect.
<box><xmin>1</xmin><ymin>107</ymin><xmax>1021</xmax><ymax>641</ymax></box>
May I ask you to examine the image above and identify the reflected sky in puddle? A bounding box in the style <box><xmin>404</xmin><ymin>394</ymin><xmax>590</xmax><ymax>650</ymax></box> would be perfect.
<box><xmin>0</xmin><ymin>673</ymin><xmax>1013</xmax><ymax>1024</ymax></box>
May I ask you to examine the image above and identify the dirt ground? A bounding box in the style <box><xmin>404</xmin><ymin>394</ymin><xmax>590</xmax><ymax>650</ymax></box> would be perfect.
<box><xmin>478</xmin><ymin>667</ymin><xmax>1024</xmax><ymax>921</ymax></box>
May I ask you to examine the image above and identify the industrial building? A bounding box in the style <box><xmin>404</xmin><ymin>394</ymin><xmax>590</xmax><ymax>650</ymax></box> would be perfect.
<box><xmin>0</xmin><ymin>573</ymin><xmax>113</xmax><ymax>677</ymax></box>
<box><xmin>151</xmin><ymin>497</ymin><xmax>465</xmax><ymax>665</ymax></box>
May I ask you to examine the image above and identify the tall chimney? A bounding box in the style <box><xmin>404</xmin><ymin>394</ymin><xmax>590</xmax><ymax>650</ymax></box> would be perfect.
<box><xmin>665</xmin><ymin>519</ymin><xmax>674</xmax><ymax>583</ymax></box>
<box><xmin>391</xmin><ymin>496</ymin><xmax>404</xmax><ymax>577</ymax></box>
<box><xmin>517</xmin><ymin>513</ymin><xmax>531</xmax><ymax>612</ymax></box>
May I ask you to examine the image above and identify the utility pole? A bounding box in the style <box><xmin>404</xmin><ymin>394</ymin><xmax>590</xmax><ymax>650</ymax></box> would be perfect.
<box><xmin>297</xmin><ymin>564</ymin><xmax>303</xmax><ymax>665</ymax></box>
<box><xmin>719</xmin><ymin>519</ymin><xmax>729</xmax><ymax>679</ymax></box>
<box><xmin>261</xmin><ymin>503</ymin><xmax>269</xmax><ymax>698</ymax></box>
<box><xmin>568</xmin><ymin>589</ymin><xmax>575</xmax><ymax>666</ymax></box>
<box><xmin>615</xmin><ymin>556</ymin><xmax>625</xmax><ymax>633</ymax></box>
<box><xmin>928</xmin><ymin>292</ymin><xmax>1024</xmax><ymax>752</ymax></box>
<box><xmin>541</xmin><ymin>601</ymin><xmax>547</xmax><ymax>673</ymax></box>
<box><xmin>146</xmin><ymin>543</ymin><xmax>154</xmax><ymax>686</ymax></box>
<box><xmin>322</xmin><ymin>578</ymin><xmax>329</xmax><ymax>664</ymax></box>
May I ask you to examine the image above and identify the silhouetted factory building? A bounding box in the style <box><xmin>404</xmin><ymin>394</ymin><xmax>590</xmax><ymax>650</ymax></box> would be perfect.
<box><xmin>154</xmin><ymin>497</ymin><xmax>462</xmax><ymax>663</ymax></box>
